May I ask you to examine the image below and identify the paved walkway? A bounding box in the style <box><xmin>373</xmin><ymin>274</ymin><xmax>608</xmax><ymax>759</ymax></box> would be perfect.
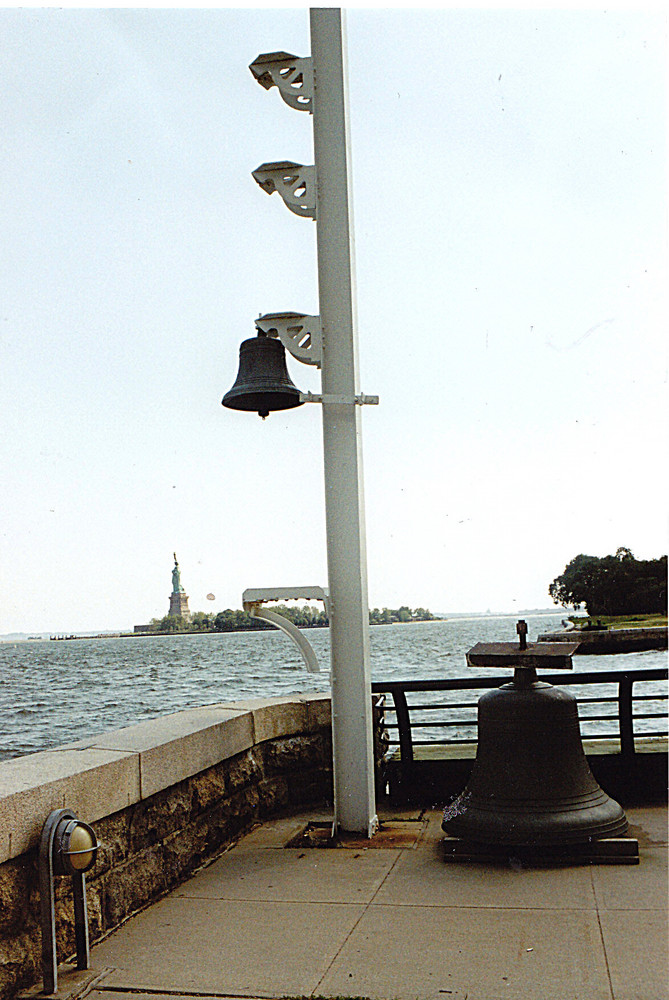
<box><xmin>73</xmin><ymin>804</ymin><xmax>668</xmax><ymax>1000</ymax></box>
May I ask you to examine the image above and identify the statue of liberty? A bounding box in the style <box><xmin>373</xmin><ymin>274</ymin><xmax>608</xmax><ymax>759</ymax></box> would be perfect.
<box><xmin>172</xmin><ymin>553</ymin><xmax>185</xmax><ymax>594</ymax></box>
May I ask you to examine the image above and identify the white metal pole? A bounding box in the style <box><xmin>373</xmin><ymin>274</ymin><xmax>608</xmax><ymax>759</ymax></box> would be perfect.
<box><xmin>310</xmin><ymin>7</ymin><xmax>378</xmax><ymax>836</ymax></box>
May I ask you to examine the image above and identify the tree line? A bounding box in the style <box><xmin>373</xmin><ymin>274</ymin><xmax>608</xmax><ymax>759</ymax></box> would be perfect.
<box><xmin>549</xmin><ymin>548</ymin><xmax>667</xmax><ymax>617</ymax></box>
<box><xmin>148</xmin><ymin>605</ymin><xmax>436</xmax><ymax>634</ymax></box>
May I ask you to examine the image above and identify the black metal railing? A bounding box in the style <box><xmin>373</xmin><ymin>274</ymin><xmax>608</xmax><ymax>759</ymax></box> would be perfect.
<box><xmin>371</xmin><ymin>668</ymin><xmax>668</xmax><ymax>763</ymax></box>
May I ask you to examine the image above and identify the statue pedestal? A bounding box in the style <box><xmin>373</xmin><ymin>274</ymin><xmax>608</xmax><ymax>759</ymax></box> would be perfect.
<box><xmin>169</xmin><ymin>592</ymin><xmax>190</xmax><ymax>619</ymax></box>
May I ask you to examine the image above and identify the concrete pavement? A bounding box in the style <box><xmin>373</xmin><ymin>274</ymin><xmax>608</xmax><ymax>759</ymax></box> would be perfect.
<box><xmin>52</xmin><ymin>804</ymin><xmax>668</xmax><ymax>1000</ymax></box>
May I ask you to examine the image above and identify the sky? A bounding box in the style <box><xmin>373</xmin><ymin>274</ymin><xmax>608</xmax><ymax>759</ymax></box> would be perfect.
<box><xmin>1</xmin><ymin>6</ymin><xmax>667</xmax><ymax>634</ymax></box>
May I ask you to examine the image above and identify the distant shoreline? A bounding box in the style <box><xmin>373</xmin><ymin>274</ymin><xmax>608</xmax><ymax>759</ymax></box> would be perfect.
<box><xmin>1</xmin><ymin>610</ymin><xmax>569</xmax><ymax>643</ymax></box>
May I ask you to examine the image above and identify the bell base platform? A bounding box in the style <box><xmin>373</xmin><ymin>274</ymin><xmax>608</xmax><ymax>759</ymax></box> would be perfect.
<box><xmin>441</xmin><ymin>834</ymin><xmax>640</xmax><ymax>866</ymax></box>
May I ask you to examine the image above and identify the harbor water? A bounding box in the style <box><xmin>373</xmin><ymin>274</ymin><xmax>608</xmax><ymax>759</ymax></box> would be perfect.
<box><xmin>1</xmin><ymin>612</ymin><xmax>666</xmax><ymax>761</ymax></box>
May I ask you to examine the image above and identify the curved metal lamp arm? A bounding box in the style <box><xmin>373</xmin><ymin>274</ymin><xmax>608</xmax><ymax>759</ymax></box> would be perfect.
<box><xmin>248</xmin><ymin>606</ymin><xmax>320</xmax><ymax>674</ymax></box>
<box><xmin>242</xmin><ymin>586</ymin><xmax>329</xmax><ymax>675</ymax></box>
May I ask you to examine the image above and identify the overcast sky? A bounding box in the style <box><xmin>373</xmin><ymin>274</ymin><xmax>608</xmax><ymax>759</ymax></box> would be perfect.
<box><xmin>1</xmin><ymin>6</ymin><xmax>666</xmax><ymax>634</ymax></box>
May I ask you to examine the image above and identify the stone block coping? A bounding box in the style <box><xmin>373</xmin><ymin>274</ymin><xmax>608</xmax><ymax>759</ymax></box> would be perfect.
<box><xmin>0</xmin><ymin>692</ymin><xmax>330</xmax><ymax>865</ymax></box>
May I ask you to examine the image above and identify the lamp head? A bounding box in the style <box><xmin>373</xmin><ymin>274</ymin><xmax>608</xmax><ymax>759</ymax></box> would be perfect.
<box><xmin>52</xmin><ymin>818</ymin><xmax>98</xmax><ymax>875</ymax></box>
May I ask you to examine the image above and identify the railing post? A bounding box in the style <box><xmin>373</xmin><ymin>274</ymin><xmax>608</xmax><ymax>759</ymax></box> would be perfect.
<box><xmin>391</xmin><ymin>690</ymin><xmax>414</xmax><ymax>799</ymax></box>
<box><xmin>393</xmin><ymin>690</ymin><xmax>414</xmax><ymax>762</ymax></box>
<box><xmin>618</xmin><ymin>676</ymin><xmax>635</xmax><ymax>757</ymax></box>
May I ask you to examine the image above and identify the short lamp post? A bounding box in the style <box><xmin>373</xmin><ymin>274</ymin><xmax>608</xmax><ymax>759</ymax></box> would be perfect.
<box><xmin>222</xmin><ymin>8</ymin><xmax>378</xmax><ymax>836</ymax></box>
<box><xmin>39</xmin><ymin>809</ymin><xmax>99</xmax><ymax>994</ymax></box>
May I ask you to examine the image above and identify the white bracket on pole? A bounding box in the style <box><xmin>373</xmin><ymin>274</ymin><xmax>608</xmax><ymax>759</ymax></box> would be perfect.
<box><xmin>242</xmin><ymin>586</ymin><xmax>330</xmax><ymax>675</ymax></box>
<box><xmin>255</xmin><ymin>312</ymin><xmax>322</xmax><ymax>368</ymax></box>
<box><xmin>249</xmin><ymin>52</ymin><xmax>313</xmax><ymax>113</ymax></box>
<box><xmin>252</xmin><ymin>161</ymin><xmax>317</xmax><ymax>219</ymax></box>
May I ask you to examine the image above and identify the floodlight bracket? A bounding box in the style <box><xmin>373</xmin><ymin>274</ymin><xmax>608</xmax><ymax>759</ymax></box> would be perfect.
<box><xmin>249</xmin><ymin>51</ymin><xmax>313</xmax><ymax>113</ymax></box>
<box><xmin>255</xmin><ymin>312</ymin><xmax>322</xmax><ymax>367</ymax></box>
<box><xmin>252</xmin><ymin>161</ymin><xmax>317</xmax><ymax>219</ymax></box>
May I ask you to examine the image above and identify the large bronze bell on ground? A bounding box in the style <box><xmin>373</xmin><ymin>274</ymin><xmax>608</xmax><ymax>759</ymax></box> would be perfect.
<box><xmin>443</xmin><ymin>621</ymin><xmax>629</xmax><ymax>847</ymax></box>
<box><xmin>222</xmin><ymin>334</ymin><xmax>304</xmax><ymax>418</ymax></box>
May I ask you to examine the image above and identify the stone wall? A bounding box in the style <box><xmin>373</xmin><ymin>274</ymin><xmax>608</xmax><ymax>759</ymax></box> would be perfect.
<box><xmin>0</xmin><ymin>695</ymin><xmax>335</xmax><ymax>1000</ymax></box>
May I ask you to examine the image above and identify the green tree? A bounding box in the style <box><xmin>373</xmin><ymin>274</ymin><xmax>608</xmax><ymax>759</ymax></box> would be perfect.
<box><xmin>412</xmin><ymin>608</ymin><xmax>434</xmax><ymax>621</ymax></box>
<box><xmin>155</xmin><ymin>615</ymin><xmax>186</xmax><ymax>633</ymax></box>
<box><xmin>189</xmin><ymin>612</ymin><xmax>214</xmax><ymax>632</ymax></box>
<box><xmin>550</xmin><ymin>550</ymin><xmax>667</xmax><ymax>616</ymax></box>
<box><xmin>212</xmin><ymin>610</ymin><xmax>234</xmax><ymax>631</ymax></box>
<box><xmin>161</xmin><ymin>603</ymin><xmax>434</xmax><ymax>635</ymax></box>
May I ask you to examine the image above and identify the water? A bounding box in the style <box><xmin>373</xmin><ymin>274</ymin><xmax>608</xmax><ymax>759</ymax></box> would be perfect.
<box><xmin>1</xmin><ymin>613</ymin><xmax>666</xmax><ymax>761</ymax></box>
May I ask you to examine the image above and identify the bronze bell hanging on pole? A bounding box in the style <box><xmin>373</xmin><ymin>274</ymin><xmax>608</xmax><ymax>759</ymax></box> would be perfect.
<box><xmin>442</xmin><ymin>621</ymin><xmax>629</xmax><ymax>848</ymax></box>
<box><xmin>222</xmin><ymin>333</ymin><xmax>304</xmax><ymax>419</ymax></box>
